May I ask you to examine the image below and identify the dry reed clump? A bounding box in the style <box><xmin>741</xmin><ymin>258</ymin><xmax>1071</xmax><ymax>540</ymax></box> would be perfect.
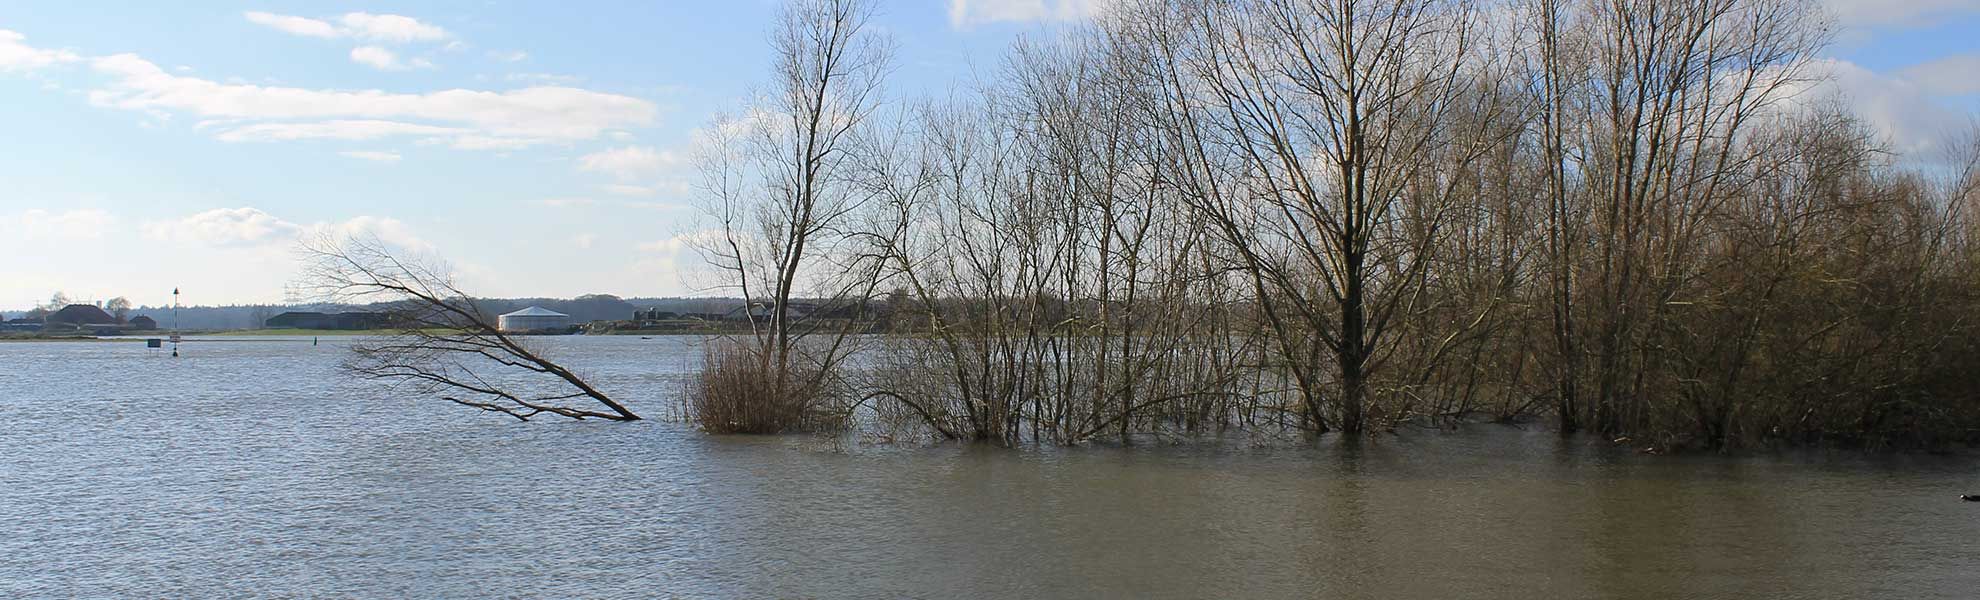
<box><xmin>688</xmin><ymin>341</ymin><xmax>840</xmax><ymax>434</ymax></box>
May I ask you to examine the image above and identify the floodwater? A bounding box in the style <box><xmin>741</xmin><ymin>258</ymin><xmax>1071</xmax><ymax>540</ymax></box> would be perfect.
<box><xmin>2</xmin><ymin>336</ymin><xmax>1976</xmax><ymax>598</ymax></box>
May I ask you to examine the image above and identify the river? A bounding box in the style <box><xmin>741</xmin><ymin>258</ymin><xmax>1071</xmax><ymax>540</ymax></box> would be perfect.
<box><xmin>2</xmin><ymin>336</ymin><xmax>1975</xmax><ymax>598</ymax></box>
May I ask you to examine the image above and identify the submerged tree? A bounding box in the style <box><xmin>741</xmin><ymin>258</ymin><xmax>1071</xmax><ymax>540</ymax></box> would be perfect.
<box><xmin>1159</xmin><ymin>0</ymin><xmax>1512</xmax><ymax>433</ymax></box>
<box><xmin>689</xmin><ymin>0</ymin><xmax>894</xmax><ymax>433</ymax></box>
<box><xmin>296</xmin><ymin>234</ymin><xmax>639</xmax><ymax>422</ymax></box>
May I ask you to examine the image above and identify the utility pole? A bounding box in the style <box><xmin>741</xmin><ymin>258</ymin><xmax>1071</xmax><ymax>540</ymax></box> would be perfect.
<box><xmin>171</xmin><ymin>287</ymin><xmax>180</xmax><ymax>358</ymax></box>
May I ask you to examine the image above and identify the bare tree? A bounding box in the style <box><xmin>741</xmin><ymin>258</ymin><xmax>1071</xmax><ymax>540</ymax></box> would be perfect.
<box><xmin>1164</xmin><ymin>0</ymin><xmax>1508</xmax><ymax>433</ymax></box>
<box><xmin>689</xmin><ymin>0</ymin><xmax>894</xmax><ymax>432</ymax></box>
<box><xmin>1567</xmin><ymin>0</ymin><xmax>1827</xmax><ymax>435</ymax></box>
<box><xmin>296</xmin><ymin>234</ymin><xmax>639</xmax><ymax>422</ymax></box>
<box><xmin>105</xmin><ymin>297</ymin><xmax>132</xmax><ymax>322</ymax></box>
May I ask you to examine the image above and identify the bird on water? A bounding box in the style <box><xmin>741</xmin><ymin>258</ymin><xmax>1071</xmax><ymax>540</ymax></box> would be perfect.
<box><xmin>1963</xmin><ymin>495</ymin><xmax>1980</xmax><ymax>502</ymax></box>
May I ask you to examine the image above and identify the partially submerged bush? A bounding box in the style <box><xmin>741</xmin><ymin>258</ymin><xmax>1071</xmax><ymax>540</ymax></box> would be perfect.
<box><xmin>688</xmin><ymin>340</ymin><xmax>842</xmax><ymax>434</ymax></box>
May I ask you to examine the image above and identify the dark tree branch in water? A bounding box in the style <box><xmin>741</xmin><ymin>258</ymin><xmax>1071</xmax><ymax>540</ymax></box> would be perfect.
<box><xmin>295</xmin><ymin>234</ymin><xmax>640</xmax><ymax>422</ymax></box>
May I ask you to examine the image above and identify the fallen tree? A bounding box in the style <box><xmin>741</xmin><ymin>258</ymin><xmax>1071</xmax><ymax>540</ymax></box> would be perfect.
<box><xmin>295</xmin><ymin>233</ymin><xmax>639</xmax><ymax>422</ymax></box>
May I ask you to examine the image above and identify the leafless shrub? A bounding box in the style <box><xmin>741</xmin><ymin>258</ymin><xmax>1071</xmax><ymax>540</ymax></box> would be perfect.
<box><xmin>688</xmin><ymin>339</ymin><xmax>843</xmax><ymax>434</ymax></box>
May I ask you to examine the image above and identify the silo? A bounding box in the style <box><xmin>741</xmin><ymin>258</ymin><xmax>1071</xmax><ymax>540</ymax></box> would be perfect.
<box><xmin>498</xmin><ymin>306</ymin><xmax>571</xmax><ymax>333</ymax></box>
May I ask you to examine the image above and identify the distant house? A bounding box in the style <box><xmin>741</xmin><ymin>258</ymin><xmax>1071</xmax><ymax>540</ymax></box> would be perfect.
<box><xmin>265</xmin><ymin>311</ymin><xmax>391</xmax><ymax>330</ymax></box>
<box><xmin>331</xmin><ymin>312</ymin><xmax>389</xmax><ymax>330</ymax></box>
<box><xmin>2</xmin><ymin>316</ymin><xmax>43</xmax><ymax>333</ymax></box>
<box><xmin>44</xmin><ymin>304</ymin><xmax>119</xmax><ymax>329</ymax></box>
<box><xmin>127</xmin><ymin>315</ymin><xmax>158</xmax><ymax>330</ymax></box>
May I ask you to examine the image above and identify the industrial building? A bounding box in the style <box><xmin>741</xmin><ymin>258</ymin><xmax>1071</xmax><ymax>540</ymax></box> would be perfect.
<box><xmin>498</xmin><ymin>306</ymin><xmax>572</xmax><ymax>333</ymax></box>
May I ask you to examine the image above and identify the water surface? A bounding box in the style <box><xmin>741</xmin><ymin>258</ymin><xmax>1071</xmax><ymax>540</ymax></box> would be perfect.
<box><xmin>2</xmin><ymin>337</ymin><xmax>1975</xmax><ymax>598</ymax></box>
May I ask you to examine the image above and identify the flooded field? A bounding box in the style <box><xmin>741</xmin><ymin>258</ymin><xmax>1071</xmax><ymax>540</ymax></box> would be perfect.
<box><xmin>2</xmin><ymin>336</ymin><xmax>1975</xmax><ymax>598</ymax></box>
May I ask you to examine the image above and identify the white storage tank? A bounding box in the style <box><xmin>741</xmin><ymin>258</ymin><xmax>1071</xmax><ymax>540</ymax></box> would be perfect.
<box><xmin>498</xmin><ymin>306</ymin><xmax>571</xmax><ymax>333</ymax></box>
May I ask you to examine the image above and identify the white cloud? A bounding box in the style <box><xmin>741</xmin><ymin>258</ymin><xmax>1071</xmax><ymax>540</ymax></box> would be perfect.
<box><xmin>506</xmin><ymin>72</ymin><xmax>583</xmax><ymax>85</ymax></box>
<box><xmin>0</xmin><ymin>29</ymin><xmax>79</xmax><ymax>72</ymax></box>
<box><xmin>311</xmin><ymin>215</ymin><xmax>432</xmax><ymax>253</ymax></box>
<box><xmin>489</xmin><ymin>50</ymin><xmax>529</xmax><ymax>62</ymax></box>
<box><xmin>348</xmin><ymin>46</ymin><xmax>434</xmax><ymax>71</ymax></box>
<box><xmin>621</xmin><ymin>201</ymin><xmax>690</xmax><ymax>211</ymax></box>
<box><xmin>216</xmin><ymin>120</ymin><xmax>467</xmax><ymax>142</ymax></box>
<box><xmin>636</xmin><ymin>238</ymin><xmax>687</xmax><ymax>254</ymax></box>
<box><xmin>245</xmin><ymin>11</ymin><xmax>449</xmax><ymax>43</ymax></box>
<box><xmin>142</xmin><ymin>207</ymin><xmax>301</xmax><ymax>246</ymax></box>
<box><xmin>638</xmin><ymin>229</ymin><xmax>722</xmax><ymax>254</ymax></box>
<box><xmin>13</xmin><ymin>27</ymin><xmax>655</xmax><ymax>151</ymax></box>
<box><xmin>947</xmin><ymin>0</ymin><xmax>1111</xmax><ymax>28</ymax></box>
<box><xmin>87</xmin><ymin>53</ymin><xmax>657</xmax><ymax>148</ymax></box>
<box><xmin>437</xmin><ymin>135</ymin><xmax>545</xmax><ymax>150</ymax></box>
<box><xmin>143</xmin><ymin>207</ymin><xmax>433</xmax><ymax>254</ymax></box>
<box><xmin>243</xmin><ymin>12</ymin><xmax>341</xmax><ymax>39</ymax></box>
<box><xmin>538</xmin><ymin>197</ymin><xmax>597</xmax><ymax>208</ymax></box>
<box><xmin>1799</xmin><ymin>58</ymin><xmax>1973</xmax><ymax>157</ymax></box>
<box><xmin>1899</xmin><ymin>54</ymin><xmax>1980</xmax><ymax>96</ymax></box>
<box><xmin>1824</xmin><ymin>0</ymin><xmax>1980</xmax><ymax>29</ymax></box>
<box><xmin>577</xmin><ymin>146</ymin><xmax>679</xmax><ymax>180</ymax></box>
<box><xmin>600</xmin><ymin>183</ymin><xmax>657</xmax><ymax>196</ymax></box>
<box><xmin>339</xmin><ymin>150</ymin><xmax>402</xmax><ymax>162</ymax></box>
<box><xmin>3</xmin><ymin>209</ymin><xmax>114</xmax><ymax>240</ymax></box>
<box><xmin>339</xmin><ymin>13</ymin><xmax>449</xmax><ymax>43</ymax></box>
<box><xmin>572</xmin><ymin>233</ymin><xmax>597</xmax><ymax>249</ymax></box>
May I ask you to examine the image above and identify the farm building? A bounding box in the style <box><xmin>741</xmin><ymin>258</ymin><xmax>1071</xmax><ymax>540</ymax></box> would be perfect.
<box><xmin>44</xmin><ymin>304</ymin><xmax>119</xmax><ymax>329</ymax></box>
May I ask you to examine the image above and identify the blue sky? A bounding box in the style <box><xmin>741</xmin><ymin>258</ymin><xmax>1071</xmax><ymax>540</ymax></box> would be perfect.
<box><xmin>1</xmin><ymin>0</ymin><xmax>1975</xmax><ymax>310</ymax></box>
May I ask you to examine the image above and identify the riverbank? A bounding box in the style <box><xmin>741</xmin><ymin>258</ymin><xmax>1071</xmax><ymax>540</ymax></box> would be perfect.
<box><xmin>0</xmin><ymin>334</ymin><xmax>139</xmax><ymax>342</ymax></box>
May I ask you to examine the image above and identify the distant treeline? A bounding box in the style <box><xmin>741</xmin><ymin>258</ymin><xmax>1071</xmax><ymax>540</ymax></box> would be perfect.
<box><xmin>25</xmin><ymin>296</ymin><xmax>755</xmax><ymax>331</ymax></box>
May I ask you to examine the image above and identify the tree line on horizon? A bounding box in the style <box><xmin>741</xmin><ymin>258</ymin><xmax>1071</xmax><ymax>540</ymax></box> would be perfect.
<box><xmin>5</xmin><ymin>292</ymin><xmax>769</xmax><ymax>330</ymax></box>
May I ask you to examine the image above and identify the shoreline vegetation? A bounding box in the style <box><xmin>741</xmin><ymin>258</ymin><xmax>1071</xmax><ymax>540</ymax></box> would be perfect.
<box><xmin>279</xmin><ymin>0</ymin><xmax>1980</xmax><ymax>453</ymax></box>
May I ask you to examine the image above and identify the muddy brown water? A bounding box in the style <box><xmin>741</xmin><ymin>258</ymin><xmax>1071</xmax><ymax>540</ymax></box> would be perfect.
<box><xmin>3</xmin><ymin>336</ymin><xmax>1975</xmax><ymax>598</ymax></box>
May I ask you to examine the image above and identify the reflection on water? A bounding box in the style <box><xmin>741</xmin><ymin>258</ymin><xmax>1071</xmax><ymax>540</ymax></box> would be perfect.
<box><xmin>1</xmin><ymin>337</ymin><xmax>1976</xmax><ymax>598</ymax></box>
